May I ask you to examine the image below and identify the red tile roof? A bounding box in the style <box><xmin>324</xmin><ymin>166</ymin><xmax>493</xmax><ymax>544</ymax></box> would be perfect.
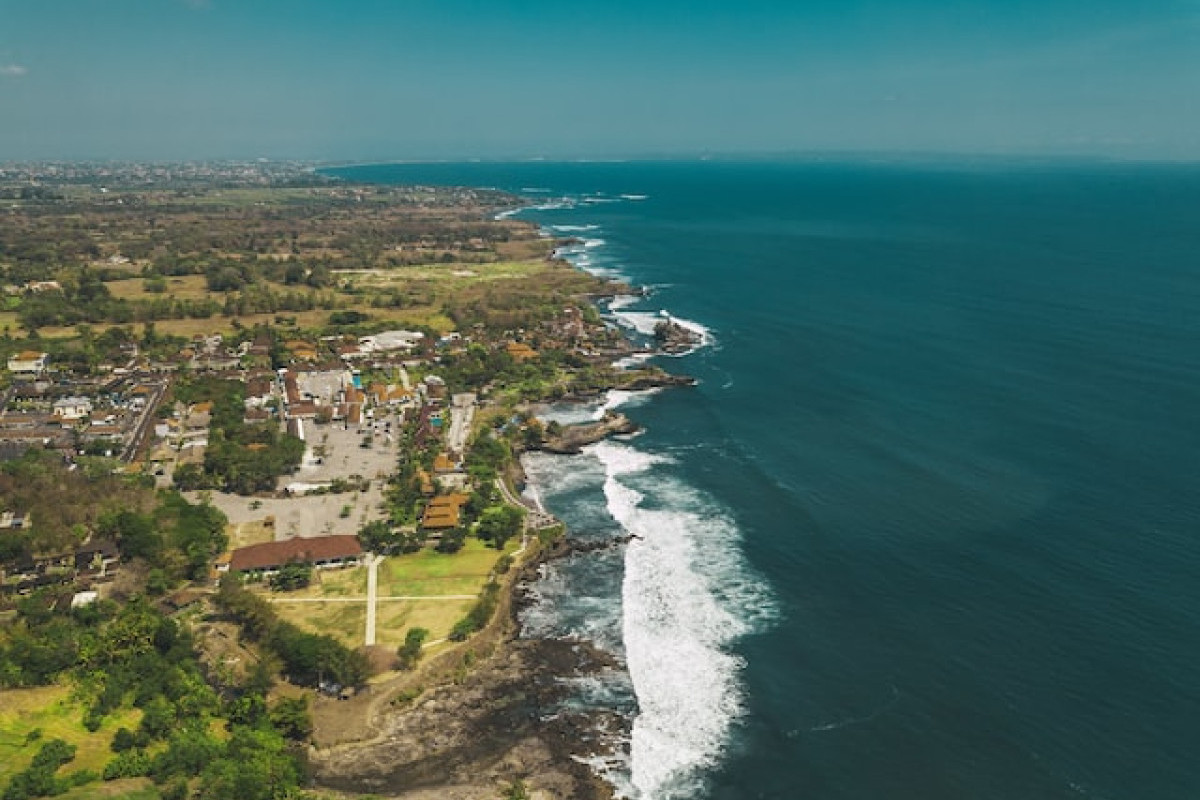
<box><xmin>229</xmin><ymin>535</ymin><xmax>362</xmax><ymax>572</ymax></box>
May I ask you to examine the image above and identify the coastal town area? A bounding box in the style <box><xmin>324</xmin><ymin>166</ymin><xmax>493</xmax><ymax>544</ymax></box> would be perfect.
<box><xmin>0</xmin><ymin>161</ymin><xmax>689</xmax><ymax>800</ymax></box>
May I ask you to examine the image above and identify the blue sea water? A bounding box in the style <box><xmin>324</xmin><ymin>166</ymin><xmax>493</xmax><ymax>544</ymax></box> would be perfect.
<box><xmin>326</xmin><ymin>161</ymin><xmax>1200</xmax><ymax>800</ymax></box>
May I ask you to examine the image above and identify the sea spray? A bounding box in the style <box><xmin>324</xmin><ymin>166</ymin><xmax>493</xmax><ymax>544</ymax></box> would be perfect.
<box><xmin>595</xmin><ymin>440</ymin><xmax>775</xmax><ymax>798</ymax></box>
<box><xmin>514</xmin><ymin>192</ymin><xmax>769</xmax><ymax>796</ymax></box>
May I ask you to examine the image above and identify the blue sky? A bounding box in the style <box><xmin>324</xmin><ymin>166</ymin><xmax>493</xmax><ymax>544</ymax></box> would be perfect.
<box><xmin>1</xmin><ymin>0</ymin><xmax>1198</xmax><ymax>160</ymax></box>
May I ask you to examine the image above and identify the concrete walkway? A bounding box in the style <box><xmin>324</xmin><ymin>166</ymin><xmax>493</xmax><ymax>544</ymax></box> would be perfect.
<box><xmin>364</xmin><ymin>554</ymin><xmax>383</xmax><ymax>646</ymax></box>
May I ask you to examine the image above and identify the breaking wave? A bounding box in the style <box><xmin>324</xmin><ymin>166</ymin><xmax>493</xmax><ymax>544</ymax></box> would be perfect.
<box><xmin>594</xmin><ymin>440</ymin><xmax>775</xmax><ymax>798</ymax></box>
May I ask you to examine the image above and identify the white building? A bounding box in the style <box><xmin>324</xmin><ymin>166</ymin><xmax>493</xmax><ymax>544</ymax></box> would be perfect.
<box><xmin>358</xmin><ymin>330</ymin><xmax>424</xmax><ymax>354</ymax></box>
<box><xmin>53</xmin><ymin>396</ymin><xmax>94</xmax><ymax>421</ymax></box>
<box><xmin>7</xmin><ymin>351</ymin><xmax>48</xmax><ymax>376</ymax></box>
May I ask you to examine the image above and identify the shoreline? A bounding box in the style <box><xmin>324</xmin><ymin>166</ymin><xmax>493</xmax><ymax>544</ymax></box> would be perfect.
<box><xmin>308</xmin><ymin>533</ymin><xmax>623</xmax><ymax>799</ymax></box>
<box><xmin>308</xmin><ymin>202</ymin><xmax>693</xmax><ymax>798</ymax></box>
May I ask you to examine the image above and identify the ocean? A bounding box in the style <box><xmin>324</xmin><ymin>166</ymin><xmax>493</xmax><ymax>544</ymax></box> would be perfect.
<box><xmin>325</xmin><ymin>160</ymin><xmax>1200</xmax><ymax>800</ymax></box>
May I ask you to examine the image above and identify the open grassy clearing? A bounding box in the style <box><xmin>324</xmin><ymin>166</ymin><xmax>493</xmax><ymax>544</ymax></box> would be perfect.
<box><xmin>377</xmin><ymin>538</ymin><xmax>516</xmax><ymax>597</ymax></box>
<box><xmin>225</xmin><ymin>518</ymin><xmax>276</xmax><ymax>550</ymax></box>
<box><xmin>51</xmin><ymin>779</ymin><xmax>157</xmax><ymax>800</ymax></box>
<box><xmin>300</xmin><ymin>565</ymin><xmax>369</xmax><ymax>599</ymax></box>
<box><xmin>337</xmin><ymin>258</ymin><xmax>545</xmax><ymax>286</ymax></box>
<box><xmin>271</xmin><ymin>600</ymin><xmax>367</xmax><ymax>647</ymax></box>
<box><xmin>0</xmin><ymin>685</ymin><xmax>141</xmax><ymax>786</ymax></box>
<box><xmin>34</xmin><ymin>304</ymin><xmax>456</xmax><ymax>340</ymax></box>
<box><xmin>374</xmin><ymin>598</ymin><xmax>475</xmax><ymax>648</ymax></box>
<box><xmin>269</xmin><ymin>596</ymin><xmax>477</xmax><ymax>650</ymax></box>
<box><xmin>264</xmin><ymin>538</ymin><xmax>513</xmax><ymax>648</ymax></box>
<box><xmin>106</xmin><ymin>274</ymin><xmax>212</xmax><ymax>301</ymax></box>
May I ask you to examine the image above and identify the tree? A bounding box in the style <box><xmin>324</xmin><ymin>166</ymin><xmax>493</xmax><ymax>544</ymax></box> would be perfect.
<box><xmin>476</xmin><ymin>505</ymin><xmax>524</xmax><ymax>550</ymax></box>
<box><xmin>268</xmin><ymin>696</ymin><xmax>313</xmax><ymax>741</ymax></box>
<box><xmin>502</xmin><ymin>780</ymin><xmax>532</xmax><ymax>800</ymax></box>
<box><xmin>396</xmin><ymin>627</ymin><xmax>429</xmax><ymax>670</ymax></box>
<box><xmin>268</xmin><ymin>561</ymin><xmax>313</xmax><ymax>592</ymax></box>
<box><xmin>435</xmin><ymin>527</ymin><xmax>467</xmax><ymax>554</ymax></box>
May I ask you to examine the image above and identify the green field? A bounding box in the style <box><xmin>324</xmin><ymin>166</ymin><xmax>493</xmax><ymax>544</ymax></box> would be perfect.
<box><xmin>0</xmin><ymin>685</ymin><xmax>142</xmax><ymax>788</ymax></box>
<box><xmin>376</xmin><ymin>538</ymin><xmax>516</xmax><ymax>597</ymax></box>
<box><xmin>264</xmin><ymin>538</ymin><xmax>516</xmax><ymax>650</ymax></box>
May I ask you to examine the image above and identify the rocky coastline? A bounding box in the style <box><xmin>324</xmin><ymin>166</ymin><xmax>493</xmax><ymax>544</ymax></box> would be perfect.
<box><xmin>308</xmin><ymin>538</ymin><xmax>624</xmax><ymax>800</ymax></box>
<box><xmin>308</xmin><ymin>223</ymin><xmax>696</xmax><ymax>799</ymax></box>
<box><xmin>533</xmin><ymin>411</ymin><xmax>640</xmax><ymax>455</ymax></box>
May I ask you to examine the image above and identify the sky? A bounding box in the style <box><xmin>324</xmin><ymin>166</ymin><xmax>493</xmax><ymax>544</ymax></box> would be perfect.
<box><xmin>1</xmin><ymin>0</ymin><xmax>1198</xmax><ymax>161</ymax></box>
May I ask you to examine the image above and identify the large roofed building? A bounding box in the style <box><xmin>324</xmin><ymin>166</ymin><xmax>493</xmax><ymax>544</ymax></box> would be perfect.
<box><xmin>6</xmin><ymin>351</ymin><xmax>48</xmax><ymax>377</ymax></box>
<box><xmin>421</xmin><ymin>493</ymin><xmax>470</xmax><ymax>530</ymax></box>
<box><xmin>223</xmin><ymin>535</ymin><xmax>363</xmax><ymax>574</ymax></box>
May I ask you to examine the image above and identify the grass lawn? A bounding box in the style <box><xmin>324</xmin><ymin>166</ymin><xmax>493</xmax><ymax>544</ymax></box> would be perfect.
<box><xmin>34</xmin><ymin>305</ymin><xmax>455</xmax><ymax>341</ymax></box>
<box><xmin>106</xmin><ymin>274</ymin><xmax>211</xmax><ymax>301</ymax></box>
<box><xmin>374</xmin><ymin>598</ymin><xmax>475</xmax><ymax>648</ymax></box>
<box><xmin>337</xmin><ymin>259</ymin><xmax>544</xmax><ymax>287</ymax></box>
<box><xmin>54</xmin><ymin>780</ymin><xmax>157</xmax><ymax>800</ymax></box>
<box><xmin>0</xmin><ymin>685</ymin><xmax>141</xmax><ymax>787</ymax></box>
<box><xmin>265</xmin><ymin>565</ymin><xmax>368</xmax><ymax>601</ymax></box>
<box><xmin>271</xmin><ymin>600</ymin><xmax>366</xmax><ymax>648</ymax></box>
<box><xmin>264</xmin><ymin>537</ymin><xmax>514</xmax><ymax>649</ymax></box>
<box><xmin>226</xmin><ymin>518</ymin><xmax>276</xmax><ymax>550</ymax></box>
<box><xmin>376</xmin><ymin>538</ymin><xmax>515</xmax><ymax>597</ymax></box>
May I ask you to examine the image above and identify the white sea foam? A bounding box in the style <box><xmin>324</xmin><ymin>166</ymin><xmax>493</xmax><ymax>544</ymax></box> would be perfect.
<box><xmin>537</xmin><ymin>399</ymin><xmax>607</xmax><ymax>427</ymax></box>
<box><xmin>591</xmin><ymin>388</ymin><xmax>662</xmax><ymax>421</ymax></box>
<box><xmin>612</xmin><ymin>352</ymin><xmax>655</xmax><ymax>370</ymax></box>
<box><xmin>584</xmin><ymin>237</ymin><xmax>607</xmax><ymax>249</ymax></box>
<box><xmin>550</xmin><ymin>224</ymin><xmax>601</xmax><ymax>233</ymax></box>
<box><xmin>606</xmin><ymin>294</ymin><xmax>642</xmax><ymax>312</ymax></box>
<box><xmin>609</xmin><ymin>310</ymin><xmax>663</xmax><ymax>337</ymax></box>
<box><xmin>608</xmin><ymin>308</ymin><xmax>713</xmax><ymax>355</ymax></box>
<box><xmin>620</xmin><ymin>194</ymin><xmax>649</xmax><ymax>201</ymax></box>
<box><xmin>592</xmin><ymin>440</ymin><xmax>775</xmax><ymax>799</ymax></box>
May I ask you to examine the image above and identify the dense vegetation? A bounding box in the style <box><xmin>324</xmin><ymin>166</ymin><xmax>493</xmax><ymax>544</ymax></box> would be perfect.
<box><xmin>0</xmin><ymin>448</ymin><xmax>326</xmax><ymax>798</ymax></box>
<box><xmin>171</xmin><ymin>377</ymin><xmax>304</xmax><ymax>495</ymax></box>
<box><xmin>215</xmin><ymin>577</ymin><xmax>369</xmax><ymax>689</ymax></box>
<box><xmin>0</xmin><ymin>593</ymin><xmax>312</xmax><ymax>800</ymax></box>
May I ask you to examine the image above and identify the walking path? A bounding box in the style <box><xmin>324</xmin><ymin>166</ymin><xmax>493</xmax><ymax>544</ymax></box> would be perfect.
<box><xmin>364</xmin><ymin>554</ymin><xmax>382</xmax><ymax>646</ymax></box>
<box><xmin>266</xmin><ymin>594</ymin><xmax>477</xmax><ymax>603</ymax></box>
<box><xmin>496</xmin><ymin>477</ymin><xmax>558</xmax><ymax>530</ymax></box>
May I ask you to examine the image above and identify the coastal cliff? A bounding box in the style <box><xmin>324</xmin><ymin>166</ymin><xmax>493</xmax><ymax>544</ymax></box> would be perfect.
<box><xmin>534</xmin><ymin>411</ymin><xmax>640</xmax><ymax>455</ymax></box>
<box><xmin>307</xmin><ymin>537</ymin><xmax>620</xmax><ymax>800</ymax></box>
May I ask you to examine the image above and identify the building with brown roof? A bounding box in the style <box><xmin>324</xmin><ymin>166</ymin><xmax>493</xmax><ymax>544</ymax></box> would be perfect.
<box><xmin>421</xmin><ymin>493</ymin><xmax>469</xmax><ymax>530</ymax></box>
<box><xmin>505</xmin><ymin>341</ymin><xmax>538</xmax><ymax>361</ymax></box>
<box><xmin>223</xmin><ymin>535</ymin><xmax>363</xmax><ymax>574</ymax></box>
<box><xmin>433</xmin><ymin>452</ymin><xmax>458</xmax><ymax>474</ymax></box>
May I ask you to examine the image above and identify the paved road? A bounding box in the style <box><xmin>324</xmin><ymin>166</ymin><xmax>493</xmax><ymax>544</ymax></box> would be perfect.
<box><xmin>447</xmin><ymin>402</ymin><xmax>475</xmax><ymax>456</ymax></box>
<box><xmin>122</xmin><ymin>379</ymin><xmax>167</xmax><ymax>462</ymax></box>
<box><xmin>496</xmin><ymin>477</ymin><xmax>558</xmax><ymax>531</ymax></box>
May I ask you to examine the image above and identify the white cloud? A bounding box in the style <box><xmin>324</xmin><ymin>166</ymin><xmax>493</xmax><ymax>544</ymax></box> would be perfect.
<box><xmin>0</xmin><ymin>64</ymin><xmax>28</xmax><ymax>78</ymax></box>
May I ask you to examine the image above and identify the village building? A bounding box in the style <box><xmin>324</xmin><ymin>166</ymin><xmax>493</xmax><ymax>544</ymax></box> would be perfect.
<box><xmin>53</xmin><ymin>396</ymin><xmax>94</xmax><ymax>421</ymax></box>
<box><xmin>505</xmin><ymin>341</ymin><xmax>538</xmax><ymax>361</ymax></box>
<box><xmin>0</xmin><ymin>510</ymin><xmax>31</xmax><ymax>530</ymax></box>
<box><xmin>221</xmin><ymin>535</ymin><xmax>364</xmax><ymax>574</ymax></box>
<box><xmin>7</xmin><ymin>351</ymin><xmax>49</xmax><ymax>377</ymax></box>
<box><xmin>421</xmin><ymin>493</ymin><xmax>469</xmax><ymax>530</ymax></box>
<box><xmin>358</xmin><ymin>329</ymin><xmax>424</xmax><ymax>354</ymax></box>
